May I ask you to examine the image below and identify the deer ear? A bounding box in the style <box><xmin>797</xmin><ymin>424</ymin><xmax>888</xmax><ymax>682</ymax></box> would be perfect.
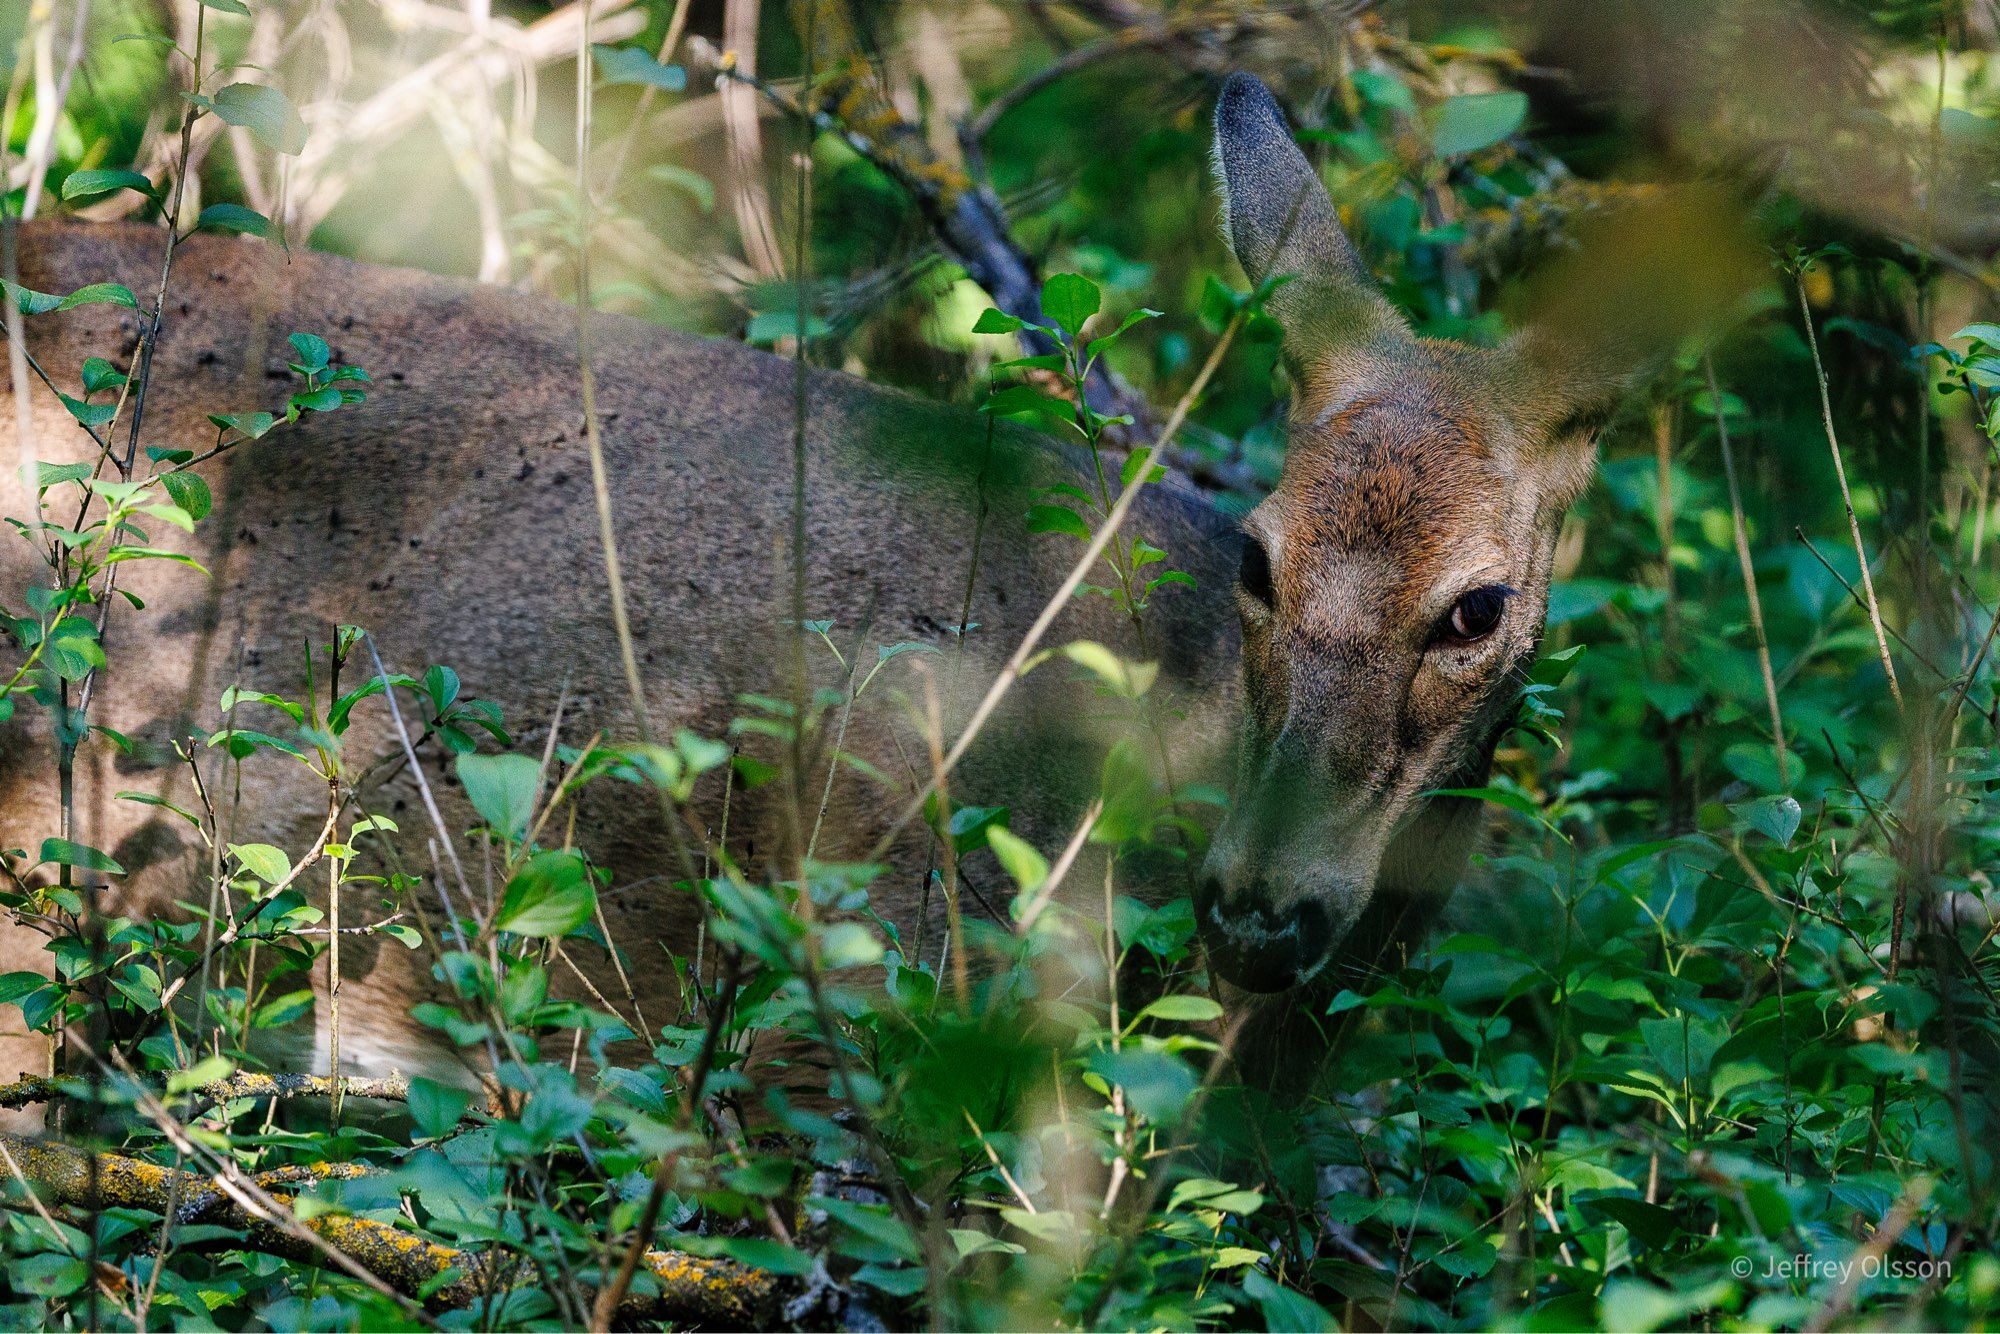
<box><xmin>1212</xmin><ymin>73</ymin><xmax>1406</xmax><ymax>350</ymax></box>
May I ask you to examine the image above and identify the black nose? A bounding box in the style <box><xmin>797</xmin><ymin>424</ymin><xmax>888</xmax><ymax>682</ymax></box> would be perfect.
<box><xmin>1195</xmin><ymin>879</ymin><xmax>1333</xmax><ymax>993</ymax></box>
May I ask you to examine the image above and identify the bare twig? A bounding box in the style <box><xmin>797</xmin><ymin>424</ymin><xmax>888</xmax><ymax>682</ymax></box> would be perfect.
<box><xmin>1015</xmin><ymin>799</ymin><xmax>1102</xmax><ymax>933</ymax></box>
<box><xmin>1796</xmin><ymin>274</ymin><xmax>1903</xmax><ymax>711</ymax></box>
<box><xmin>1704</xmin><ymin>354</ymin><xmax>1788</xmax><ymax>784</ymax></box>
<box><xmin>721</xmin><ymin>0</ymin><xmax>786</xmax><ymax>279</ymax></box>
<box><xmin>19</xmin><ymin>0</ymin><xmax>91</xmax><ymax>220</ymax></box>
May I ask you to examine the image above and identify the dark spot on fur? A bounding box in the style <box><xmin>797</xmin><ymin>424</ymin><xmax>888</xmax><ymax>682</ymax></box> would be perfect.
<box><xmin>111</xmin><ymin>819</ymin><xmax>188</xmax><ymax>879</ymax></box>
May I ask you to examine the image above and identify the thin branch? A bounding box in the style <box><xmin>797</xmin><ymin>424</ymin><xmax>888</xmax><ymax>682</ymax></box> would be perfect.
<box><xmin>1791</xmin><ymin>530</ymin><xmax>1950</xmax><ymax>683</ymax></box>
<box><xmin>1703</xmin><ymin>354</ymin><xmax>1788</xmax><ymax>784</ymax></box>
<box><xmin>1796</xmin><ymin>273</ymin><xmax>1903</xmax><ymax>711</ymax></box>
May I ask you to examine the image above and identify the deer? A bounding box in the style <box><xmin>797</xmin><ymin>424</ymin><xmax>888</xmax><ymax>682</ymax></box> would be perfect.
<box><xmin>0</xmin><ymin>72</ymin><xmax>1652</xmax><ymax>1101</ymax></box>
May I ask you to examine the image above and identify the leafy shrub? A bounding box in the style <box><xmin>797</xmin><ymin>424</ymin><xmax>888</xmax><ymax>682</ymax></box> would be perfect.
<box><xmin>1</xmin><ymin>2</ymin><xmax>1996</xmax><ymax>1330</ymax></box>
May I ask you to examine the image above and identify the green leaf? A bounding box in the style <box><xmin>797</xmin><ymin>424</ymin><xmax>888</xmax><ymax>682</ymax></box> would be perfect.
<box><xmin>15</xmin><ymin>1253</ymin><xmax>87</xmax><ymax>1299</ymax></box>
<box><xmin>1135</xmin><ymin>994</ymin><xmax>1223</xmax><ymax>1025</ymax></box>
<box><xmin>985</xmin><ymin>825</ymin><xmax>1048</xmax><ymax>895</ymax></box>
<box><xmin>1640</xmin><ymin>1015</ymin><xmax>1725</xmax><ymax>1084</ymax></box>
<box><xmin>1430</xmin><ymin>91</ymin><xmax>1528</xmax><ymax>157</ymax></box>
<box><xmin>208</xmin><ymin>411</ymin><xmax>277</xmax><ymax>439</ymax></box>
<box><xmin>254</xmin><ymin>989</ymin><xmax>314</xmax><ymax>1028</ymax></box>
<box><xmin>942</xmin><ymin>803</ymin><xmax>1010</xmax><ymax>855</ymax></box>
<box><xmin>198</xmin><ymin>0</ymin><xmax>253</xmax><ymax>14</ymax></box>
<box><xmin>1582</xmin><ymin>1197</ymin><xmax>1683</xmax><ymax>1250</ymax></box>
<box><xmin>167</xmin><ymin>1054</ymin><xmax>234</xmax><ymax>1094</ymax></box>
<box><xmin>55</xmin><ymin>282</ymin><xmax>138</xmax><ymax>312</ymax></box>
<box><xmin>713</xmin><ymin>1237</ymin><xmax>816</xmax><ymax>1275</ymax></box>
<box><xmin>59</xmin><ymin>393</ymin><xmax>115</xmax><ymax>427</ymax></box>
<box><xmin>984</xmin><ymin>383</ymin><xmax>1072</xmax><ymax>424</ymax></box>
<box><xmin>1169</xmin><ymin>1178</ymin><xmax>1266</xmax><ymax>1216</ymax></box>
<box><xmin>43</xmin><ymin>631</ymin><xmax>106</xmax><ymax>681</ymax></box>
<box><xmin>1086</xmin><ymin>1047</ymin><xmax>1197</xmax><ymax>1123</ymax></box>
<box><xmin>38</xmin><ymin>838</ymin><xmax>123</xmax><ymax>875</ymax></box>
<box><xmin>80</xmin><ymin>357</ymin><xmax>126</xmax><ymax>395</ymax></box>
<box><xmin>1599</xmin><ymin>1278</ymin><xmax>1735</xmax><ymax>1334</ymax></box>
<box><xmin>1734</xmin><ymin>794</ymin><xmax>1801</xmax><ymax>847</ymax></box>
<box><xmin>1951</xmin><ymin>321</ymin><xmax>2000</xmax><ymax>347</ymax></box>
<box><xmin>37</xmin><ymin>461</ymin><xmax>91</xmax><ymax>490</ymax></box>
<box><xmin>1056</xmin><ymin>641</ymin><xmax>1156</xmax><ymax>698</ymax></box>
<box><xmin>228</xmin><ymin>842</ymin><xmax>291</xmax><ymax>885</ymax></box>
<box><xmin>1119</xmin><ymin>445</ymin><xmax>1163</xmax><ymax>488</ymax></box>
<box><xmin>2</xmin><ymin>280</ymin><xmax>61</xmax><ymax>315</ymax></box>
<box><xmin>494</xmin><ymin>850</ymin><xmax>596</xmax><ymax>937</ymax></box>
<box><xmin>209</xmin><ymin>82</ymin><xmax>308</xmax><ymax>155</ymax></box>
<box><xmin>995</xmin><ymin>353</ymin><xmax>1065</xmax><ymax>371</ymax></box>
<box><xmin>1427</xmin><ymin>784</ymin><xmax>1560</xmax><ymax>836</ymax></box>
<box><xmin>853</xmin><ymin>1264</ymin><xmax>927</xmax><ymax>1297</ymax></box>
<box><xmin>646</xmin><ymin>163</ymin><xmax>714</xmax><ymax>212</ymax></box>
<box><xmin>3</xmin><ymin>277</ymin><xmax>140</xmax><ymax>317</ymax></box>
<box><xmin>112</xmin><ymin>965</ymin><xmax>164</xmax><ymax>1012</ymax></box>
<box><xmin>456</xmin><ymin>752</ymin><xmax>540</xmax><ymax>840</ymax></box>
<box><xmin>288</xmin><ymin>331</ymin><xmax>331</xmax><ymax>371</ymax></box>
<box><xmin>971</xmin><ymin>307</ymin><xmax>1026</xmax><ymax>335</ymax></box>
<box><xmin>814</xmin><ymin>1198</ymin><xmax>920</xmax><ymax>1262</ymax></box>
<box><xmin>1026</xmin><ymin>503</ymin><xmax>1091</xmax><ymax>540</ymax></box>
<box><xmin>1241</xmin><ymin>1270</ymin><xmax>1335</xmax><ymax>1331</ymax></box>
<box><xmin>116</xmin><ymin>790</ymin><xmax>203</xmax><ymax>826</ymax></box>
<box><xmin>1351</xmin><ymin>67</ymin><xmax>1418</xmax><ymax>116</ymax></box>
<box><xmin>0</xmin><ymin>973</ymin><xmax>52</xmax><ymax>1005</ymax></box>
<box><xmin>1085</xmin><ymin>307</ymin><xmax>1160</xmax><ymax>361</ymax></box>
<box><xmin>592</xmin><ymin>44</ymin><xmax>687</xmax><ymax>90</ymax></box>
<box><xmin>197</xmin><ymin>202</ymin><xmax>270</xmax><ymax>236</ymax></box>
<box><xmin>60</xmin><ymin>168</ymin><xmax>153</xmax><ymax>202</ymax></box>
<box><xmin>744</xmin><ymin>308</ymin><xmax>830</xmax><ymax>344</ymax></box>
<box><xmin>160</xmin><ymin>470</ymin><xmax>212</xmax><ymax>521</ymax></box>
<box><xmin>408</xmin><ymin>1076</ymin><xmax>474</xmax><ymax>1139</ymax></box>
<box><xmin>498</xmin><ymin>957</ymin><xmax>547</xmax><ymax>1024</ymax></box>
<box><xmin>1041</xmin><ymin>273</ymin><xmax>1100</xmax><ymax>340</ymax></box>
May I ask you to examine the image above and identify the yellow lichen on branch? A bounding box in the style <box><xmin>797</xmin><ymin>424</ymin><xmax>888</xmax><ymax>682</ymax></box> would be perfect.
<box><xmin>0</xmin><ymin>1072</ymin><xmax>415</xmax><ymax>1110</ymax></box>
<box><xmin>783</xmin><ymin>0</ymin><xmax>973</xmax><ymax>207</ymax></box>
<box><xmin>0</xmin><ymin>1132</ymin><xmax>780</xmax><ymax>1326</ymax></box>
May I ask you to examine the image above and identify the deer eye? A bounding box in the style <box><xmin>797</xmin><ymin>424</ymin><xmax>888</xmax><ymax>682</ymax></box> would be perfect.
<box><xmin>1438</xmin><ymin>585</ymin><xmax>1513</xmax><ymax>645</ymax></box>
<box><xmin>1238</xmin><ymin>534</ymin><xmax>1275</xmax><ymax>609</ymax></box>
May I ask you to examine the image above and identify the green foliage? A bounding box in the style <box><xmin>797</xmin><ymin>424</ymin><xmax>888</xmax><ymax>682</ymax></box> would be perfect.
<box><xmin>1</xmin><ymin>1</ymin><xmax>1997</xmax><ymax>1330</ymax></box>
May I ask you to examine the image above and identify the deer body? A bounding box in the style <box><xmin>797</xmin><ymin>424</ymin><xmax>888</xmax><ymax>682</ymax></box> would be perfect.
<box><xmin>0</xmin><ymin>76</ymin><xmax>1618</xmax><ymax>1097</ymax></box>
<box><xmin>0</xmin><ymin>220</ymin><xmax>1240</xmax><ymax>1083</ymax></box>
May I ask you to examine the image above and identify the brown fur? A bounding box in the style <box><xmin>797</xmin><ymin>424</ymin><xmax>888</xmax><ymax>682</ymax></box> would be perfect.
<box><xmin>1</xmin><ymin>75</ymin><xmax>1625</xmax><ymax>1100</ymax></box>
<box><xmin>1201</xmin><ymin>77</ymin><xmax>1612</xmax><ymax>1086</ymax></box>
<box><xmin>0</xmin><ymin>219</ymin><xmax>1239</xmax><ymax>1086</ymax></box>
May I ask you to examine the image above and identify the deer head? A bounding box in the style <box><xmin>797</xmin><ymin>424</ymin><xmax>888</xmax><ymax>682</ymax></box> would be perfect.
<box><xmin>1198</xmin><ymin>74</ymin><xmax>1621</xmax><ymax>998</ymax></box>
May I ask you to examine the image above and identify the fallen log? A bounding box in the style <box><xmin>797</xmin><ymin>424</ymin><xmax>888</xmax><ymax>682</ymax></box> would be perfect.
<box><xmin>0</xmin><ymin>1131</ymin><xmax>780</xmax><ymax>1327</ymax></box>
